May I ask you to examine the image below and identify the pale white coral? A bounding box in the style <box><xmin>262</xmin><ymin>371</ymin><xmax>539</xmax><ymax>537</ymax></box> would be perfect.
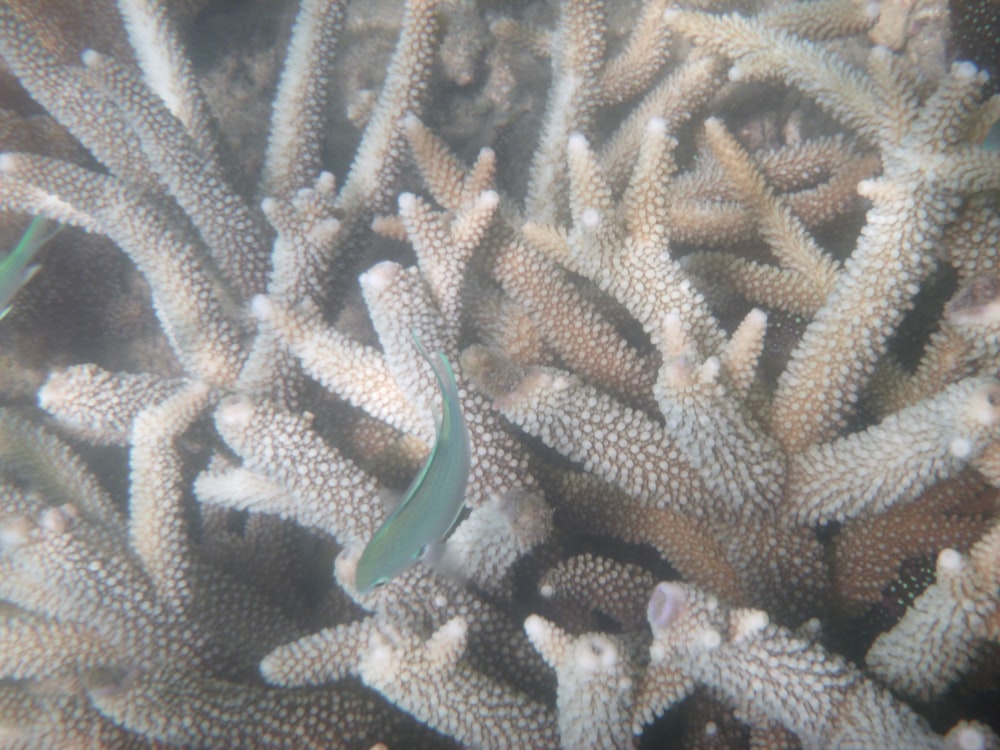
<box><xmin>1</xmin><ymin>0</ymin><xmax>999</xmax><ymax>746</ymax></box>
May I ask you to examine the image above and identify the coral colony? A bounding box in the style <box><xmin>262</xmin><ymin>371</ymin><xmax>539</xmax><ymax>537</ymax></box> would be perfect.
<box><xmin>1</xmin><ymin>0</ymin><xmax>1000</xmax><ymax>747</ymax></box>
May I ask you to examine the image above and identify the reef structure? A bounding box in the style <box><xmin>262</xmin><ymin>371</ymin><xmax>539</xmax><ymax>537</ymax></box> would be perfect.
<box><xmin>0</xmin><ymin>0</ymin><xmax>999</xmax><ymax>748</ymax></box>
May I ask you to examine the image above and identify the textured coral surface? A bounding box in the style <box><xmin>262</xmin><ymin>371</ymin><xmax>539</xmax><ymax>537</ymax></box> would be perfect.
<box><xmin>1</xmin><ymin>0</ymin><xmax>999</xmax><ymax>748</ymax></box>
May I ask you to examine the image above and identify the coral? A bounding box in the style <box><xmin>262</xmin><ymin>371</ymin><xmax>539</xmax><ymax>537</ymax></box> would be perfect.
<box><xmin>1</xmin><ymin>0</ymin><xmax>999</xmax><ymax>747</ymax></box>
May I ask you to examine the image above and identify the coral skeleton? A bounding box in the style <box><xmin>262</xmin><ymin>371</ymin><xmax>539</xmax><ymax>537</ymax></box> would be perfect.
<box><xmin>1</xmin><ymin>0</ymin><xmax>999</xmax><ymax>747</ymax></box>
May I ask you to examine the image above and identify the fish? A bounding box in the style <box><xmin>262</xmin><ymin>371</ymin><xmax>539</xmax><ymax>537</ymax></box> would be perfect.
<box><xmin>354</xmin><ymin>335</ymin><xmax>471</xmax><ymax>593</ymax></box>
<box><xmin>983</xmin><ymin>119</ymin><xmax>1000</xmax><ymax>152</ymax></box>
<box><xmin>0</xmin><ymin>216</ymin><xmax>61</xmax><ymax>321</ymax></box>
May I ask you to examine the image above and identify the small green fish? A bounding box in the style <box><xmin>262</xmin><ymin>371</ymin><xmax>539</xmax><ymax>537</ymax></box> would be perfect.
<box><xmin>0</xmin><ymin>216</ymin><xmax>60</xmax><ymax>321</ymax></box>
<box><xmin>983</xmin><ymin>119</ymin><xmax>1000</xmax><ymax>152</ymax></box>
<box><xmin>354</xmin><ymin>336</ymin><xmax>471</xmax><ymax>593</ymax></box>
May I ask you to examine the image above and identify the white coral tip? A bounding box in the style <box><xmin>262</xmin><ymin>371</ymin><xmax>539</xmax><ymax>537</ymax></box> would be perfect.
<box><xmin>745</xmin><ymin>308</ymin><xmax>767</xmax><ymax>327</ymax></box>
<box><xmin>368</xmin><ymin>642</ymin><xmax>393</xmax><ymax>669</ymax></box>
<box><xmin>951</xmin><ymin>725</ymin><xmax>987</xmax><ymax>750</ymax></box>
<box><xmin>948</xmin><ymin>437</ymin><xmax>973</xmax><ymax>459</ymax></box>
<box><xmin>0</xmin><ymin>153</ymin><xmax>20</xmax><ymax>172</ymax></box>
<box><xmin>398</xmin><ymin>192</ymin><xmax>416</xmax><ymax>212</ymax></box>
<box><xmin>937</xmin><ymin>548</ymin><xmax>964</xmax><ymax>573</ymax></box>
<box><xmin>661</xmin><ymin>312</ymin><xmax>684</xmax><ymax>337</ymax></box>
<box><xmin>699</xmin><ymin>356</ymin><xmax>721</xmax><ymax>384</ymax></box>
<box><xmin>524</xmin><ymin>614</ymin><xmax>547</xmax><ymax>640</ymax></box>
<box><xmin>38</xmin><ymin>506</ymin><xmax>72</xmax><ymax>534</ymax></box>
<box><xmin>700</xmin><ymin>628</ymin><xmax>722</xmax><ymax>649</ymax></box>
<box><xmin>645</xmin><ymin>116</ymin><xmax>667</xmax><ymax>136</ymax></box>
<box><xmin>553</xmin><ymin>373</ymin><xmax>575</xmax><ymax>393</ymax></box>
<box><xmin>477</xmin><ymin>189</ymin><xmax>499</xmax><ymax>210</ymax></box>
<box><xmin>359</xmin><ymin>261</ymin><xmax>399</xmax><ymax>293</ymax></box>
<box><xmin>857</xmin><ymin>178</ymin><xmax>877</xmax><ymax>196</ymax></box>
<box><xmin>250</xmin><ymin>294</ymin><xmax>274</xmax><ymax>323</ymax></box>
<box><xmin>315</xmin><ymin>171</ymin><xmax>336</xmax><ymax>193</ymax></box>
<box><xmin>402</xmin><ymin>112</ymin><xmax>421</xmax><ymax>131</ymax></box>
<box><xmin>0</xmin><ymin>517</ymin><xmax>33</xmax><ymax>550</ymax></box>
<box><xmin>953</xmin><ymin>61</ymin><xmax>978</xmax><ymax>81</ymax></box>
<box><xmin>216</xmin><ymin>396</ymin><xmax>255</xmax><ymax>430</ymax></box>
<box><xmin>37</xmin><ymin>370</ymin><xmax>71</xmax><ymax>413</ymax></box>
<box><xmin>733</xmin><ymin>609</ymin><xmax>769</xmax><ymax>643</ymax></box>
<box><xmin>309</xmin><ymin>217</ymin><xmax>340</xmax><ymax>244</ymax></box>
<box><xmin>441</xmin><ymin>616</ymin><xmax>467</xmax><ymax>641</ymax></box>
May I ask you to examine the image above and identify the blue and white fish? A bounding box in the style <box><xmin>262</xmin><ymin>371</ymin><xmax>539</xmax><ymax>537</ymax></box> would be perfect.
<box><xmin>354</xmin><ymin>336</ymin><xmax>471</xmax><ymax>593</ymax></box>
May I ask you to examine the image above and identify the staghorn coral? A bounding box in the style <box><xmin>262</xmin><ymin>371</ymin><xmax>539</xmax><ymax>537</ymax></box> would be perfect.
<box><xmin>1</xmin><ymin>0</ymin><xmax>999</xmax><ymax>747</ymax></box>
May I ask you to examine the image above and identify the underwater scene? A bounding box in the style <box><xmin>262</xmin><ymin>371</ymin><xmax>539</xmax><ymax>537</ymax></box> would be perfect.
<box><xmin>1</xmin><ymin>0</ymin><xmax>999</xmax><ymax>747</ymax></box>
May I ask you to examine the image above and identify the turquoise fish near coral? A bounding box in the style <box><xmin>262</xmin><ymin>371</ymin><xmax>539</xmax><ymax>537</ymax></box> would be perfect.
<box><xmin>0</xmin><ymin>215</ymin><xmax>60</xmax><ymax>321</ymax></box>
<box><xmin>354</xmin><ymin>335</ymin><xmax>471</xmax><ymax>593</ymax></box>
<box><xmin>983</xmin><ymin>119</ymin><xmax>1000</xmax><ymax>151</ymax></box>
